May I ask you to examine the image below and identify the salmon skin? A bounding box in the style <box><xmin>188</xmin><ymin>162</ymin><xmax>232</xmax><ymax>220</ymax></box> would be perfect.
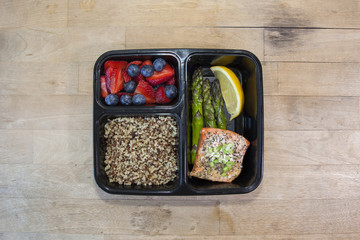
<box><xmin>190</xmin><ymin>128</ymin><xmax>250</xmax><ymax>183</ymax></box>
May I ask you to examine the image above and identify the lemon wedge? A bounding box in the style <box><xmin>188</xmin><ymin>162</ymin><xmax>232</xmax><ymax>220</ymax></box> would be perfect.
<box><xmin>210</xmin><ymin>66</ymin><xmax>244</xmax><ymax>121</ymax></box>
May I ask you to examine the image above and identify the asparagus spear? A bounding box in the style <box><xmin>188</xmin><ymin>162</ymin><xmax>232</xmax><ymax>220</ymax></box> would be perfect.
<box><xmin>211</xmin><ymin>79</ymin><xmax>227</xmax><ymax>129</ymax></box>
<box><xmin>191</xmin><ymin>68</ymin><xmax>203</xmax><ymax>164</ymax></box>
<box><xmin>202</xmin><ymin>78</ymin><xmax>217</xmax><ymax>128</ymax></box>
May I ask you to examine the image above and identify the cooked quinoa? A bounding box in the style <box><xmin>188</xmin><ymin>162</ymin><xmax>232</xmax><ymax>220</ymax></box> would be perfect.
<box><xmin>104</xmin><ymin>116</ymin><xmax>179</xmax><ymax>186</ymax></box>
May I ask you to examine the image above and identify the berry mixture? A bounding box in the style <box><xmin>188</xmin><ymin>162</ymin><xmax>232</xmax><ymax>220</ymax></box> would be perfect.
<box><xmin>100</xmin><ymin>58</ymin><xmax>178</xmax><ymax>106</ymax></box>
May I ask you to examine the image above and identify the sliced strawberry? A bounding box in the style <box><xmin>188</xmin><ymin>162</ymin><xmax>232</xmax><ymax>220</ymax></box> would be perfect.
<box><xmin>122</xmin><ymin>70</ymin><xmax>132</xmax><ymax>83</ymax></box>
<box><xmin>109</xmin><ymin>68</ymin><xmax>124</xmax><ymax>93</ymax></box>
<box><xmin>155</xmin><ymin>86</ymin><xmax>172</xmax><ymax>104</ymax></box>
<box><xmin>105</xmin><ymin>67</ymin><xmax>114</xmax><ymax>93</ymax></box>
<box><xmin>126</xmin><ymin>61</ymin><xmax>143</xmax><ymax>70</ymax></box>
<box><xmin>104</xmin><ymin>60</ymin><xmax>128</xmax><ymax>71</ymax></box>
<box><xmin>141</xmin><ymin>60</ymin><xmax>153</xmax><ymax>68</ymax></box>
<box><xmin>134</xmin><ymin>80</ymin><xmax>155</xmax><ymax>104</ymax></box>
<box><xmin>100</xmin><ymin>75</ymin><xmax>109</xmax><ymax>98</ymax></box>
<box><xmin>133</xmin><ymin>73</ymin><xmax>144</xmax><ymax>84</ymax></box>
<box><xmin>165</xmin><ymin>77</ymin><xmax>176</xmax><ymax>85</ymax></box>
<box><xmin>145</xmin><ymin>63</ymin><xmax>175</xmax><ymax>86</ymax></box>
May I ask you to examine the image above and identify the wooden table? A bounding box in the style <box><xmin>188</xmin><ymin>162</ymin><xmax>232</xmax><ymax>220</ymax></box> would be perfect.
<box><xmin>1</xmin><ymin>1</ymin><xmax>359</xmax><ymax>239</ymax></box>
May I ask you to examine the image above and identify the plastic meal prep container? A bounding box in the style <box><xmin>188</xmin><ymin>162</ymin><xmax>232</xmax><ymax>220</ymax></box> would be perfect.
<box><xmin>93</xmin><ymin>49</ymin><xmax>263</xmax><ymax>195</ymax></box>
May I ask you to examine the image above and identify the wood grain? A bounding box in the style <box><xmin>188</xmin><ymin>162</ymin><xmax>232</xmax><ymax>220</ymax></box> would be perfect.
<box><xmin>125</xmin><ymin>27</ymin><xmax>264</xmax><ymax>61</ymax></box>
<box><xmin>264</xmin><ymin>96</ymin><xmax>360</xmax><ymax>130</ymax></box>
<box><xmin>33</xmin><ymin>130</ymin><xmax>92</xmax><ymax>164</ymax></box>
<box><xmin>0</xmin><ymin>198</ymin><xmax>220</xmax><ymax>235</ymax></box>
<box><xmin>0</xmin><ymin>27</ymin><xmax>125</xmax><ymax>63</ymax></box>
<box><xmin>263</xmin><ymin>62</ymin><xmax>360</xmax><ymax>96</ymax></box>
<box><xmin>0</xmin><ymin>62</ymin><xmax>79</xmax><ymax>95</ymax></box>
<box><xmin>219</xmin><ymin>199</ymin><xmax>360</xmax><ymax>235</ymax></box>
<box><xmin>79</xmin><ymin>61</ymin><xmax>95</xmax><ymax>95</ymax></box>
<box><xmin>0</xmin><ymin>0</ymin><xmax>67</xmax><ymax>28</ymax></box>
<box><xmin>0</xmin><ymin>233</ymin><xmax>104</xmax><ymax>240</ymax></box>
<box><xmin>264</xmin><ymin>28</ymin><xmax>360</xmax><ymax>62</ymax></box>
<box><xmin>0</xmin><ymin>96</ymin><xmax>92</xmax><ymax>130</ymax></box>
<box><xmin>104</xmin><ymin>233</ymin><xmax>360</xmax><ymax>240</ymax></box>
<box><xmin>0</xmin><ymin>130</ymin><xmax>33</xmax><ymax>164</ymax></box>
<box><xmin>68</xmin><ymin>0</ymin><xmax>360</xmax><ymax>29</ymax></box>
<box><xmin>265</xmin><ymin>130</ymin><xmax>360</xmax><ymax>165</ymax></box>
<box><xmin>1</xmin><ymin>0</ymin><xmax>360</xmax><ymax>239</ymax></box>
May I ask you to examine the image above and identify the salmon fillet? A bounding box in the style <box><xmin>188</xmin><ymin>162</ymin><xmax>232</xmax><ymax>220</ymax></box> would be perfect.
<box><xmin>190</xmin><ymin>128</ymin><xmax>250</xmax><ymax>183</ymax></box>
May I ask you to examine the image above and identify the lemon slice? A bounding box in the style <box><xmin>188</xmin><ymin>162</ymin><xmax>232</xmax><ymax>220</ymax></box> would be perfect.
<box><xmin>210</xmin><ymin>56</ymin><xmax>236</xmax><ymax>66</ymax></box>
<box><xmin>210</xmin><ymin>66</ymin><xmax>244</xmax><ymax>121</ymax></box>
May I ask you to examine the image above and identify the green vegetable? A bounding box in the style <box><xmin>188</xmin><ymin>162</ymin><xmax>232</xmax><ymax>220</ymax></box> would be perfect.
<box><xmin>202</xmin><ymin>78</ymin><xmax>217</xmax><ymax>128</ymax></box>
<box><xmin>191</xmin><ymin>68</ymin><xmax>204</xmax><ymax>164</ymax></box>
<box><xmin>211</xmin><ymin>79</ymin><xmax>227</xmax><ymax>129</ymax></box>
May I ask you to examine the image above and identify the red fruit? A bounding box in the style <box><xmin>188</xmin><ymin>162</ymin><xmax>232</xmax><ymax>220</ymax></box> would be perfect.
<box><xmin>100</xmin><ymin>75</ymin><xmax>109</xmax><ymax>98</ymax></box>
<box><xmin>133</xmin><ymin>73</ymin><xmax>144</xmax><ymax>84</ymax></box>
<box><xmin>109</xmin><ymin>68</ymin><xmax>124</xmax><ymax>93</ymax></box>
<box><xmin>104</xmin><ymin>61</ymin><xmax>127</xmax><ymax>70</ymax></box>
<box><xmin>105</xmin><ymin>67</ymin><xmax>113</xmax><ymax>93</ymax></box>
<box><xmin>122</xmin><ymin>70</ymin><xmax>132</xmax><ymax>83</ymax></box>
<box><xmin>141</xmin><ymin>60</ymin><xmax>153</xmax><ymax>67</ymax></box>
<box><xmin>146</xmin><ymin>63</ymin><xmax>175</xmax><ymax>86</ymax></box>
<box><xmin>126</xmin><ymin>61</ymin><xmax>143</xmax><ymax>70</ymax></box>
<box><xmin>165</xmin><ymin>77</ymin><xmax>176</xmax><ymax>85</ymax></box>
<box><xmin>134</xmin><ymin>80</ymin><xmax>155</xmax><ymax>104</ymax></box>
<box><xmin>155</xmin><ymin>86</ymin><xmax>172</xmax><ymax>104</ymax></box>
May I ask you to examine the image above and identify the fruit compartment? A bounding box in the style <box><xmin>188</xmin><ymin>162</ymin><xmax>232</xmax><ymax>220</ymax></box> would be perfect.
<box><xmin>93</xmin><ymin>50</ymin><xmax>183</xmax><ymax>111</ymax></box>
<box><xmin>93</xmin><ymin>113</ymin><xmax>184</xmax><ymax>195</ymax></box>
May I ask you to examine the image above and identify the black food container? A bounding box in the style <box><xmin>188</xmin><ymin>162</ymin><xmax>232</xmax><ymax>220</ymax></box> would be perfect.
<box><xmin>93</xmin><ymin>49</ymin><xmax>263</xmax><ymax>195</ymax></box>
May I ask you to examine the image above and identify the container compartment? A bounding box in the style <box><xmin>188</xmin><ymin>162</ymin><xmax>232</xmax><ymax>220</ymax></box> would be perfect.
<box><xmin>93</xmin><ymin>113</ymin><xmax>183</xmax><ymax>195</ymax></box>
<box><xmin>93</xmin><ymin>50</ymin><xmax>182</xmax><ymax>110</ymax></box>
<box><xmin>184</xmin><ymin>51</ymin><xmax>263</xmax><ymax>194</ymax></box>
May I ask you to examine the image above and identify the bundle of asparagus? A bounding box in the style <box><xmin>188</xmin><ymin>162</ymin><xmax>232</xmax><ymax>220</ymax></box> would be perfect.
<box><xmin>190</xmin><ymin>68</ymin><xmax>227</xmax><ymax>164</ymax></box>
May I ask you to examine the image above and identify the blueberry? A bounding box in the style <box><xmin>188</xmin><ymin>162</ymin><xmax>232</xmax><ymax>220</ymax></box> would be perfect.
<box><xmin>165</xmin><ymin>85</ymin><xmax>178</xmax><ymax>99</ymax></box>
<box><xmin>153</xmin><ymin>58</ymin><xmax>166</xmax><ymax>71</ymax></box>
<box><xmin>124</xmin><ymin>80</ymin><xmax>136</xmax><ymax>93</ymax></box>
<box><xmin>141</xmin><ymin>65</ymin><xmax>154</xmax><ymax>77</ymax></box>
<box><xmin>120</xmin><ymin>94</ymin><xmax>132</xmax><ymax>106</ymax></box>
<box><xmin>104</xmin><ymin>94</ymin><xmax>119</xmax><ymax>106</ymax></box>
<box><xmin>132</xmin><ymin>94</ymin><xmax>146</xmax><ymax>105</ymax></box>
<box><xmin>127</xmin><ymin>64</ymin><xmax>140</xmax><ymax>77</ymax></box>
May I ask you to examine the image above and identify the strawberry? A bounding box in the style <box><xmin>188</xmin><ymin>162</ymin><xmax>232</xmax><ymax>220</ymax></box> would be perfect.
<box><xmin>105</xmin><ymin>67</ymin><xmax>114</xmax><ymax>93</ymax></box>
<box><xmin>146</xmin><ymin>63</ymin><xmax>175</xmax><ymax>86</ymax></box>
<box><xmin>141</xmin><ymin>60</ymin><xmax>153</xmax><ymax>67</ymax></box>
<box><xmin>109</xmin><ymin>68</ymin><xmax>124</xmax><ymax>93</ymax></box>
<box><xmin>155</xmin><ymin>86</ymin><xmax>172</xmax><ymax>104</ymax></box>
<box><xmin>134</xmin><ymin>80</ymin><xmax>155</xmax><ymax>104</ymax></box>
<box><xmin>122</xmin><ymin>70</ymin><xmax>132</xmax><ymax>83</ymax></box>
<box><xmin>126</xmin><ymin>61</ymin><xmax>142</xmax><ymax>70</ymax></box>
<box><xmin>165</xmin><ymin>77</ymin><xmax>176</xmax><ymax>85</ymax></box>
<box><xmin>133</xmin><ymin>73</ymin><xmax>144</xmax><ymax>84</ymax></box>
<box><xmin>100</xmin><ymin>75</ymin><xmax>109</xmax><ymax>98</ymax></box>
<box><xmin>104</xmin><ymin>60</ymin><xmax>127</xmax><ymax>70</ymax></box>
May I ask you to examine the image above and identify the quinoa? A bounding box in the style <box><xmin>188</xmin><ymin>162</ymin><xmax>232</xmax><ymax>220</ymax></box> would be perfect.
<box><xmin>104</xmin><ymin>116</ymin><xmax>179</xmax><ymax>186</ymax></box>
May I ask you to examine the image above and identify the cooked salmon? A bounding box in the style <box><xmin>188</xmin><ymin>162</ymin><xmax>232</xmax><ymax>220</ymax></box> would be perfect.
<box><xmin>190</xmin><ymin>128</ymin><xmax>250</xmax><ymax>183</ymax></box>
